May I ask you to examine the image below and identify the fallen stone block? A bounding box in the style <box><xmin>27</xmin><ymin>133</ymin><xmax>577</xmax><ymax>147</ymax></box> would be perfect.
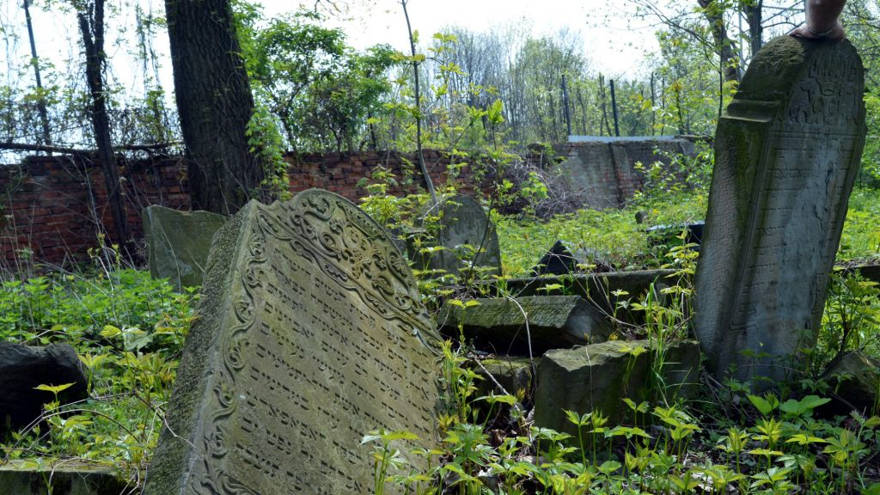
<box><xmin>823</xmin><ymin>351</ymin><xmax>879</xmax><ymax>415</ymax></box>
<box><xmin>475</xmin><ymin>357</ymin><xmax>533</xmax><ymax>398</ymax></box>
<box><xmin>438</xmin><ymin>295</ymin><xmax>613</xmax><ymax>354</ymax></box>
<box><xmin>534</xmin><ymin>339</ymin><xmax>700</xmax><ymax>435</ymax></box>
<box><xmin>0</xmin><ymin>460</ymin><xmax>126</xmax><ymax>495</ymax></box>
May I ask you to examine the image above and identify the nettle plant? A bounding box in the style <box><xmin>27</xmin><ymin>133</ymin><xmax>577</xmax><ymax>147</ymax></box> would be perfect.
<box><xmin>364</xmin><ymin>335</ymin><xmax>880</xmax><ymax>494</ymax></box>
<box><xmin>362</xmin><ymin>241</ymin><xmax>880</xmax><ymax>494</ymax></box>
<box><xmin>0</xmin><ymin>252</ymin><xmax>194</xmax><ymax>485</ymax></box>
<box><xmin>357</xmin><ymin>165</ymin><xmax>517</xmax><ymax>309</ymax></box>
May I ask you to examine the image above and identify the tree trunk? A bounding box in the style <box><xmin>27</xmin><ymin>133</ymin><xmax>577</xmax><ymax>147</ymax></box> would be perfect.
<box><xmin>698</xmin><ymin>0</ymin><xmax>741</xmax><ymax>82</ymax></box>
<box><xmin>164</xmin><ymin>0</ymin><xmax>265</xmax><ymax>215</ymax></box>
<box><xmin>76</xmin><ymin>1</ymin><xmax>129</xmax><ymax>249</ymax></box>
<box><xmin>23</xmin><ymin>0</ymin><xmax>51</xmax><ymax>146</ymax></box>
<box><xmin>743</xmin><ymin>1</ymin><xmax>764</xmax><ymax>59</ymax></box>
<box><xmin>401</xmin><ymin>0</ymin><xmax>437</xmax><ymax>205</ymax></box>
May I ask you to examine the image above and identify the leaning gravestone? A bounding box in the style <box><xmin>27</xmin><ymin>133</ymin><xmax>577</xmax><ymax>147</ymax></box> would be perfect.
<box><xmin>143</xmin><ymin>205</ymin><xmax>227</xmax><ymax>290</ymax></box>
<box><xmin>695</xmin><ymin>36</ymin><xmax>866</xmax><ymax>384</ymax></box>
<box><xmin>145</xmin><ymin>190</ymin><xmax>441</xmax><ymax>494</ymax></box>
<box><xmin>416</xmin><ymin>195</ymin><xmax>501</xmax><ymax>276</ymax></box>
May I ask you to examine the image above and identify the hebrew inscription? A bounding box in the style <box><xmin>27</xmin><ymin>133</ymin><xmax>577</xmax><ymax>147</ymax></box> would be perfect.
<box><xmin>146</xmin><ymin>190</ymin><xmax>440</xmax><ymax>494</ymax></box>
<box><xmin>695</xmin><ymin>36</ymin><xmax>866</xmax><ymax>385</ymax></box>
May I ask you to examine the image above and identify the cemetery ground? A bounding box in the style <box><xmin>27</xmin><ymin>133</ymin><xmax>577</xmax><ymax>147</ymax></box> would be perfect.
<box><xmin>0</xmin><ymin>180</ymin><xmax>878</xmax><ymax>494</ymax></box>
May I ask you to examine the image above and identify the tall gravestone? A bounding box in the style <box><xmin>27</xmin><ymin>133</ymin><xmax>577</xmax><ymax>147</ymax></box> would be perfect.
<box><xmin>145</xmin><ymin>190</ymin><xmax>441</xmax><ymax>494</ymax></box>
<box><xmin>695</xmin><ymin>36</ymin><xmax>866</xmax><ymax>384</ymax></box>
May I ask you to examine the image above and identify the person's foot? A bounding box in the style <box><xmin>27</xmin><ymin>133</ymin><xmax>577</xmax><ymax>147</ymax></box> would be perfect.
<box><xmin>790</xmin><ymin>21</ymin><xmax>845</xmax><ymax>40</ymax></box>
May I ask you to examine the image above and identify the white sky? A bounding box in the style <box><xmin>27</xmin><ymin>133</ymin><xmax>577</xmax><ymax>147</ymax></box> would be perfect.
<box><xmin>270</xmin><ymin>0</ymin><xmax>662</xmax><ymax>78</ymax></box>
<box><xmin>0</xmin><ymin>0</ymin><xmax>663</xmax><ymax>147</ymax></box>
<box><xmin>2</xmin><ymin>0</ymin><xmax>662</xmax><ymax>95</ymax></box>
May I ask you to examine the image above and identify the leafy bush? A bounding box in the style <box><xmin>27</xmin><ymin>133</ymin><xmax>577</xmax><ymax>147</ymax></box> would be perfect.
<box><xmin>0</xmin><ymin>268</ymin><xmax>194</xmax><ymax>484</ymax></box>
<box><xmin>366</xmin><ymin>339</ymin><xmax>880</xmax><ymax>494</ymax></box>
<box><xmin>497</xmin><ymin>192</ymin><xmax>708</xmax><ymax>276</ymax></box>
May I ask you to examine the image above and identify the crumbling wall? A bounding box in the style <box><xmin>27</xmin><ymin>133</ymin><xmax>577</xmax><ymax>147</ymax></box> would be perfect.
<box><xmin>0</xmin><ymin>151</ymin><xmax>471</xmax><ymax>267</ymax></box>
<box><xmin>559</xmin><ymin>137</ymin><xmax>698</xmax><ymax>209</ymax></box>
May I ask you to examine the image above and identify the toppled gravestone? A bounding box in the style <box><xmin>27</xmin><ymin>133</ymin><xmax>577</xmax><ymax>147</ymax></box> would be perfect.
<box><xmin>534</xmin><ymin>339</ymin><xmax>700</xmax><ymax>434</ymax></box>
<box><xmin>143</xmin><ymin>205</ymin><xmax>227</xmax><ymax>290</ymax></box>
<box><xmin>0</xmin><ymin>460</ymin><xmax>125</xmax><ymax>495</ymax></box>
<box><xmin>0</xmin><ymin>343</ymin><xmax>88</xmax><ymax>437</ymax></box>
<box><xmin>695</xmin><ymin>35</ymin><xmax>866</xmax><ymax>384</ymax></box>
<box><xmin>531</xmin><ymin>240</ymin><xmax>613</xmax><ymax>276</ymax></box>
<box><xmin>413</xmin><ymin>195</ymin><xmax>501</xmax><ymax>277</ymax></box>
<box><xmin>822</xmin><ymin>351</ymin><xmax>879</xmax><ymax>414</ymax></box>
<box><xmin>438</xmin><ymin>295</ymin><xmax>613</xmax><ymax>355</ymax></box>
<box><xmin>145</xmin><ymin>189</ymin><xmax>441</xmax><ymax>494</ymax></box>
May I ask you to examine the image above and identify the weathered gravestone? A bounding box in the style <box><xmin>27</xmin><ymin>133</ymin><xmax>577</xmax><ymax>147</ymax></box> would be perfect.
<box><xmin>145</xmin><ymin>190</ymin><xmax>441</xmax><ymax>494</ymax></box>
<box><xmin>143</xmin><ymin>205</ymin><xmax>227</xmax><ymax>290</ymax></box>
<box><xmin>414</xmin><ymin>195</ymin><xmax>501</xmax><ymax>276</ymax></box>
<box><xmin>695</xmin><ymin>35</ymin><xmax>866</xmax><ymax>384</ymax></box>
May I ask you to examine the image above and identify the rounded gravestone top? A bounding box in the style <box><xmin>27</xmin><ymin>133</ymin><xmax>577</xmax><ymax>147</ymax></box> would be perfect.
<box><xmin>737</xmin><ymin>36</ymin><xmax>861</xmax><ymax>103</ymax></box>
<box><xmin>279</xmin><ymin>188</ymin><xmax>439</xmax><ymax>341</ymax></box>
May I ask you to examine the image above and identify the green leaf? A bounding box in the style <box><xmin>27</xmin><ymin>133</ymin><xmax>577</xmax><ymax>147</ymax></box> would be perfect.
<box><xmin>538</xmin><ymin>283</ymin><xmax>564</xmax><ymax>293</ymax></box>
<box><xmin>747</xmin><ymin>394</ymin><xmax>777</xmax><ymax>416</ymax></box>
<box><xmin>864</xmin><ymin>416</ymin><xmax>880</xmax><ymax>429</ymax></box>
<box><xmin>598</xmin><ymin>460</ymin><xmax>621</xmax><ymax>475</ymax></box>
<box><xmin>785</xmin><ymin>433</ymin><xmax>826</xmax><ymax>446</ymax></box>
<box><xmin>487</xmin><ymin>99</ymin><xmax>504</xmax><ymax>125</ymax></box>
<box><xmin>100</xmin><ymin>325</ymin><xmax>121</xmax><ymax>338</ymax></box>
<box><xmin>863</xmin><ymin>483</ymin><xmax>880</xmax><ymax>495</ymax></box>
<box><xmin>474</xmin><ymin>394</ymin><xmax>516</xmax><ymax>406</ymax></box>
<box><xmin>779</xmin><ymin>395</ymin><xmax>830</xmax><ymax>417</ymax></box>
<box><xmin>383</xmin><ymin>430</ymin><xmax>419</xmax><ymax>441</ymax></box>
<box><xmin>747</xmin><ymin>448</ymin><xmax>783</xmax><ymax>457</ymax></box>
<box><xmin>34</xmin><ymin>383</ymin><xmax>75</xmax><ymax>394</ymax></box>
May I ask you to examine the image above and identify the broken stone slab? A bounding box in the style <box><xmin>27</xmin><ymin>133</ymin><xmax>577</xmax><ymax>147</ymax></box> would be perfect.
<box><xmin>534</xmin><ymin>339</ymin><xmax>701</xmax><ymax>434</ymax></box>
<box><xmin>145</xmin><ymin>190</ymin><xmax>441</xmax><ymax>494</ymax></box>
<box><xmin>822</xmin><ymin>351</ymin><xmax>879</xmax><ymax>415</ymax></box>
<box><xmin>438</xmin><ymin>295</ymin><xmax>613</xmax><ymax>355</ymax></box>
<box><xmin>695</xmin><ymin>36</ymin><xmax>866</xmax><ymax>384</ymax></box>
<box><xmin>839</xmin><ymin>262</ymin><xmax>880</xmax><ymax>286</ymax></box>
<box><xmin>484</xmin><ymin>269</ymin><xmax>678</xmax><ymax>329</ymax></box>
<box><xmin>143</xmin><ymin>205</ymin><xmax>228</xmax><ymax>290</ymax></box>
<box><xmin>531</xmin><ymin>240</ymin><xmax>614</xmax><ymax>276</ymax></box>
<box><xmin>0</xmin><ymin>460</ymin><xmax>126</xmax><ymax>495</ymax></box>
<box><xmin>0</xmin><ymin>343</ymin><xmax>88</xmax><ymax>437</ymax></box>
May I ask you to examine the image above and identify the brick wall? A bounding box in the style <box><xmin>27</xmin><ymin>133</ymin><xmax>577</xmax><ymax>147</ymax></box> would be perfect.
<box><xmin>288</xmin><ymin>149</ymin><xmax>476</xmax><ymax>198</ymax></box>
<box><xmin>0</xmin><ymin>151</ymin><xmax>474</xmax><ymax>267</ymax></box>
<box><xmin>0</xmin><ymin>141</ymin><xmax>693</xmax><ymax>268</ymax></box>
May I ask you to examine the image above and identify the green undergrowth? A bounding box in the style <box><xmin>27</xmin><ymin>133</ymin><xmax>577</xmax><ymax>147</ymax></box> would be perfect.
<box><xmin>367</xmin><ymin>343</ymin><xmax>880</xmax><ymax>494</ymax></box>
<box><xmin>496</xmin><ymin>191</ymin><xmax>708</xmax><ymax>276</ymax></box>
<box><xmin>365</xmin><ymin>243</ymin><xmax>880</xmax><ymax>494</ymax></box>
<box><xmin>839</xmin><ymin>187</ymin><xmax>880</xmax><ymax>263</ymax></box>
<box><xmin>0</xmin><ymin>183</ymin><xmax>877</xmax><ymax>492</ymax></box>
<box><xmin>0</xmin><ymin>262</ymin><xmax>194</xmax><ymax>486</ymax></box>
<box><xmin>0</xmin><ymin>263</ymin><xmax>876</xmax><ymax>493</ymax></box>
<box><xmin>498</xmin><ymin>186</ymin><xmax>880</xmax><ymax>277</ymax></box>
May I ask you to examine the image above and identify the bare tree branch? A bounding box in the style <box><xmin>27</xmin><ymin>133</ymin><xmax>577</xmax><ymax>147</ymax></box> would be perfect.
<box><xmin>0</xmin><ymin>142</ymin><xmax>180</xmax><ymax>155</ymax></box>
